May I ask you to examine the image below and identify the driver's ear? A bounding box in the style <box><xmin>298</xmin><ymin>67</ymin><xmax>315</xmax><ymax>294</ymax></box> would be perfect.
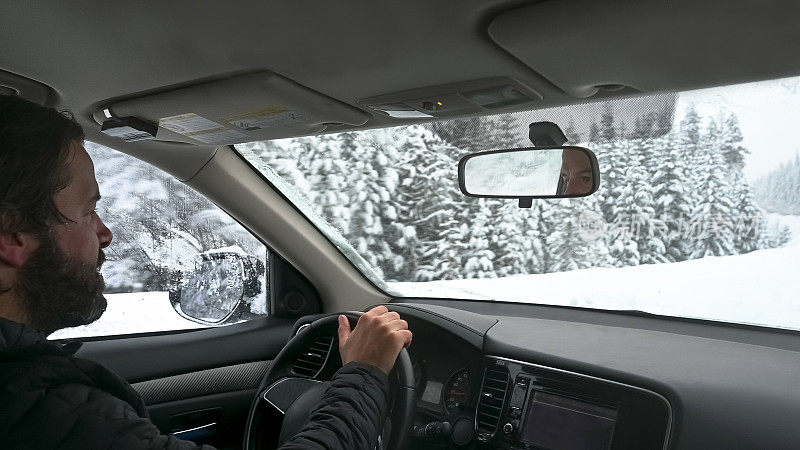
<box><xmin>0</xmin><ymin>232</ymin><xmax>38</xmax><ymax>268</ymax></box>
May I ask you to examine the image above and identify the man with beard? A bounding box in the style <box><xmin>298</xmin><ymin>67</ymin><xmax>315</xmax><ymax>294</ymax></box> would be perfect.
<box><xmin>0</xmin><ymin>95</ymin><xmax>412</xmax><ymax>449</ymax></box>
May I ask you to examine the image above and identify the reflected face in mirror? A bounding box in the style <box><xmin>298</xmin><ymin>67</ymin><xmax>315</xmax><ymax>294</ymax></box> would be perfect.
<box><xmin>559</xmin><ymin>149</ymin><xmax>594</xmax><ymax>195</ymax></box>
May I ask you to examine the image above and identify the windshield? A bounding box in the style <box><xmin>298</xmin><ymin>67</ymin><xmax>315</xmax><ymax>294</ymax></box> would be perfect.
<box><xmin>235</xmin><ymin>76</ymin><xmax>800</xmax><ymax>331</ymax></box>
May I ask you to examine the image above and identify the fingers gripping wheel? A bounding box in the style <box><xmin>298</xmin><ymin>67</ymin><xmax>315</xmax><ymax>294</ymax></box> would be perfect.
<box><xmin>244</xmin><ymin>312</ymin><xmax>416</xmax><ymax>450</ymax></box>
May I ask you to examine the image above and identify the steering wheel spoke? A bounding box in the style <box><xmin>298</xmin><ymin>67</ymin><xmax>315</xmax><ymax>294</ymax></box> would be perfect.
<box><xmin>260</xmin><ymin>377</ymin><xmax>326</xmax><ymax>415</ymax></box>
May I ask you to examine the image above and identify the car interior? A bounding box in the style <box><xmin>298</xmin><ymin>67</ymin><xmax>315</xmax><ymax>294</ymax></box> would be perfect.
<box><xmin>3</xmin><ymin>1</ymin><xmax>800</xmax><ymax>449</ymax></box>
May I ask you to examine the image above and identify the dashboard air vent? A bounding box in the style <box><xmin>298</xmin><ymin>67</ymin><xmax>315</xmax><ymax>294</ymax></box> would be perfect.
<box><xmin>476</xmin><ymin>364</ymin><xmax>510</xmax><ymax>439</ymax></box>
<box><xmin>290</xmin><ymin>335</ymin><xmax>333</xmax><ymax>378</ymax></box>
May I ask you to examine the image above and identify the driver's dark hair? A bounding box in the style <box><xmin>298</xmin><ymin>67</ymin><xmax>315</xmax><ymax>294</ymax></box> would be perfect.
<box><xmin>0</xmin><ymin>94</ymin><xmax>84</xmax><ymax>237</ymax></box>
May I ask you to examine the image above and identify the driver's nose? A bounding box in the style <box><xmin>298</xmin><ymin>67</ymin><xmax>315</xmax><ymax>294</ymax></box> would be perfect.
<box><xmin>97</xmin><ymin>216</ymin><xmax>113</xmax><ymax>249</ymax></box>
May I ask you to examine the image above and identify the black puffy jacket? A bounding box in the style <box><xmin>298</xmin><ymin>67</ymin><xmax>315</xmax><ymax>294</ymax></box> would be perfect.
<box><xmin>0</xmin><ymin>318</ymin><xmax>390</xmax><ymax>449</ymax></box>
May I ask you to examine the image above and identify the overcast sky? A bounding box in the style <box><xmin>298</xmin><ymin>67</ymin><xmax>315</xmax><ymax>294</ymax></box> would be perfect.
<box><xmin>675</xmin><ymin>76</ymin><xmax>800</xmax><ymax>182</ymax></box>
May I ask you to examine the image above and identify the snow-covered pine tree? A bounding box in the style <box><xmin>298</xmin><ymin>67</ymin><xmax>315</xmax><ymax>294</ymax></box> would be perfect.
<box><xmin>619</xmin><ymin>137</ymin><xmax>665</xmax><ymax>264</ymax></box>
<box><xmin>652</xmin><ymin>133</ymin><xmax>693</xmax><ymax>262</ymax></box>
<box><xmin>395</xmin><ymin>126</ymin><xmax>464</xmax><ymax>281</ymax></box>
<box><xmin>426</xmin><ymin>115</ymin><xmax>496</xmax><ymax>157</ymax></box>
<box><xmin>296</xmin><ymin>133</ymin><xmax>352</xmax><ymax>234</ymax></box>
<box><xmin>518</xmin><ymin>203</ymin><xmax>550</xmax><ymax>274</ymax></box>
<box><xmin>342</xmin><ymin>128</ymin><xmax>405</xmax><ymax>280</ymax></box>
<box><xmin>716</xmin><ymin>113</ymin><xmax>763</xmax><ymax>253</ymax></box>
<box><xmin>492</xmin><ymin>202</ymin><xmax>529</xmax><ymax>277</ymax></box>
<box><xmin>687</xmin><ymin>119</ymin><xmax>736</xmax><ymax>258</ymax></box>
<box><xmin>463</xmin><ymin>199</ymin><xmax>497</xmax><ymax>279</ymax></box>
<box><xmin>546</xmin><ymin>198</ymin><xmax>611</xmax><ymax>272</ymax></box>
<box><xmin>679</xmin><ymin>103</ymin><xmax>704</xmax><ymax>181</ymax></box>
<box><xmin>563</xmin><ymin>119</ymin><xmax>582</xmax><ymax>143</ymax></box>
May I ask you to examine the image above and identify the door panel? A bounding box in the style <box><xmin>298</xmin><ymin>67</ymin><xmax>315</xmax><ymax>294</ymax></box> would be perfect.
<box><xmin>75</xmin><ymin>317</ymin><xmax>294</xmax><ymax>382</ymax></box>
<box><xmin>131</xmin><ymin>360</ymin><xmax>271</xmax><ymax>405</ymax></box>
<box><xmin>73</xmin><ymin>317</ymin><xmax>295</xmax><ymax>447</ymax></box>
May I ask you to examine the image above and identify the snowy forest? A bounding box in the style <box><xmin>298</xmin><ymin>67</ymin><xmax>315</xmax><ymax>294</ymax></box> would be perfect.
<box><xmin>90</xmin><ymin>100</ymin><xmax>793</xmax><ymax>293</ymax></box>
<box><xmin>237</xmin><ymin>102</ymin><xmax>791</xmax><ymax>282</ymax></box>
<box><xmin>753</xmin><ymin>154</ymin><xmax>800</xmax><ymax>215</ymax></box>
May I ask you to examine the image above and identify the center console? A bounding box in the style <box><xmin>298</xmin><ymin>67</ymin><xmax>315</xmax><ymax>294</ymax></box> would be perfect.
<box><xmin>476</xmin><ymin>357</ymin><xmax>671</xmax><ymax>449</ymax></box>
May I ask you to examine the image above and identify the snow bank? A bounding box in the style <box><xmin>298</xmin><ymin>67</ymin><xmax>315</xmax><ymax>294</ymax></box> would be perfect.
<box><xmin>50</xmin><ymin>292</ymin><xmax>203</xmax><ymax>340</ymax></box>
<box><xmin>390</xmin><ymin>214</ymin><xmax>800</xmax><ymax>331</ymax></box>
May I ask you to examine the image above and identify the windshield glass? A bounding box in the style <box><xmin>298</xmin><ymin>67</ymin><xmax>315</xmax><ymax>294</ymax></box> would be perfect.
<box><xmin>235</xmin><ymin>76</ymin><xmax>800</xmax><ymax>330</ymax></box>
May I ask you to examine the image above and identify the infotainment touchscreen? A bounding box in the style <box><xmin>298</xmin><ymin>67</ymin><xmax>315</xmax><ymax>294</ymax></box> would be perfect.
<box><xmin>521</xmin><ymin>391</ymin><xmax>617</xmax><ymax>450</ymax></box>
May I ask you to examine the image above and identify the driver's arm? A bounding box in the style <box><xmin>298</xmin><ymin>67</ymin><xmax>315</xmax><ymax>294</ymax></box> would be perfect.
<box><xmin>279</xmin><ymin>362</ymin><xmax>390</xmax><ymax>449</ymax></box>
<box><xmin>280</xmin><ymin>306</ymin><xmax>412</xmax><ymax>450</ymax></box>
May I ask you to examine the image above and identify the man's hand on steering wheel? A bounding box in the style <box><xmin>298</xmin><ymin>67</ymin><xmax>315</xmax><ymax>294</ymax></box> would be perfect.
<box><xmin>338</xmin><ymin>306</ymin><xmax>413</xmax><ymax>375</ymax></box>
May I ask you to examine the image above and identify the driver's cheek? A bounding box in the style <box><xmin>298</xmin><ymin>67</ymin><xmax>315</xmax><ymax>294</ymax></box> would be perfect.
<box><xmin>565</xmin><ymin>180</ymin><xmax>578</xmax><ymax>195</ymax></box>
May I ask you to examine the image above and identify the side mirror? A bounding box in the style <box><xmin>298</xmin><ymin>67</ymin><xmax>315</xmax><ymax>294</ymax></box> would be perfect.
<box><xmin>169</xmin><ymin>251</ymin><xmax>265</xmax><ymax>325</ymax></box>
<box><xmin>458</xmin><ymin>146</ymin><xmax>599</xmax><ymax>199</ymax></box>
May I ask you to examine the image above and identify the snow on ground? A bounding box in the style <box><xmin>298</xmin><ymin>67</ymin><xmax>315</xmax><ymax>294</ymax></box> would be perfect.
<box><xmin>50</xmin><ymin>292</ymin><xmax>204</xmax><ymax>340</ymax></box>
<box><xmin>765</xmin><ymin>213</ymin><xmax>800</xmax><ymax>246</ymax></box>
<box><xmin>390</xmin><ymin>214</ymin><xmax>800</xmax><ymax>331</ymax></box>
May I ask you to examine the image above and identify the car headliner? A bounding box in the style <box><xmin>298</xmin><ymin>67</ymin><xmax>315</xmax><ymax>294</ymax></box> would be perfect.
<box><xmin>2</xmin><ymin>0</ymin><xmax>799</xmax><ymax>311</ymax></box>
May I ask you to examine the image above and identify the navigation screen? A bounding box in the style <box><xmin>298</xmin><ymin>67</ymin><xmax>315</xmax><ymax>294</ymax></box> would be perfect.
<box><xmin>521</xmin><ymin>392</ymin><xmax>617</xmax><ymax>450</ymax></box>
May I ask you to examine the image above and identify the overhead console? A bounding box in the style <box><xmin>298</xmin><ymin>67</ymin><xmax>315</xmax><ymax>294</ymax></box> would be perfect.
<box><xmin>93</xmin><ymin>71</ymin><xmax>370</xmax><ymax>145</ymax></box>
<box><xmin>476</xmin><ymin>357</ymin><xmax>671</xmax><ymax>450</ymax></box>
<box><xmin>358</xmin><ymin>77</ymin><xmax>542</xmax><ymax>119</ymax></box>
<box><xmin>489</xmin><ymin>1</ymin><xmax>800</xmax><ymax>98</ymax></box>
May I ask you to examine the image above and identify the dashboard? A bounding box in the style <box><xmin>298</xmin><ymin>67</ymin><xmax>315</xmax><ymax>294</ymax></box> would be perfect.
<box><xmin>291</xmin><ymin>298</ymin><xmax>800</xmax><ymax>449</ymax></box>
<box><xmin>399</xmin><ymin>304</ymin><xmax>669</xmax><ymax>449</ymax></box>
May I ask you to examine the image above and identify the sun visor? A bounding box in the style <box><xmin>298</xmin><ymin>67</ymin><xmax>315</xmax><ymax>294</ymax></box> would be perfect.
<box><xmin>488</xmin><ymin>2</ymin><xmax>800</xmax><ymax>98</ymax></box>
<box><xmin>0</xmin><ymin>69</ymin><xmax>56</xmax><ymax>106</ymax></box>
<box><xmin>94</xmin><ymin>71</ymin><xmax>370</xmax><ymax>145</ymax></box>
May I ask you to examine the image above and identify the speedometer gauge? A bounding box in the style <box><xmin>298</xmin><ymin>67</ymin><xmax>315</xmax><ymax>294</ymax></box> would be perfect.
<box><xmin>444</xmin><ymin>368</ymin><xmax>470</xmax><ymax>415</ymax></box>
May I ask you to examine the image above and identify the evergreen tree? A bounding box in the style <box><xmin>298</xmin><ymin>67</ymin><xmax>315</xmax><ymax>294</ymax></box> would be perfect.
<box><xmin>547</xmin><ymin>198</ymin><xmax>611</xmax><ymax>271</ymax></box>
<box><xmin>301</xmin><ymin>134</ymin><xmax>352</xmax><ymax>234</ymax></box>
<box><xmin>599</xmin><ymin>104</ymin><xmax>617</xmax><ymax>141</ymax></box>
<box><xmin>563</xmin><ymin>119</ymin><xmax>582</xmax><ymax>143</ymax></box>
<box><xmin>688</xmin><ymin>120</ymin><xmax>736</xmax><ymax>258</ymax></box>
<box><xmin>716</xmin><ymin>113</ymin><xmax>762</xmax><ymax>253</ymax></box>
<box><xmin>652</xmin><ymin>134</ymin><xmax>693</xmax><ymax>261</ymax></box>
<box><xmin>653</xmin><ymin>105</ymin><xmax>674</xmax><ymax>137</ymax></box>
<box><xmin>463</xmin><ymin>199</ymin><xmax>497</xmax><ymax>278</ymax></box>
<box><xmin>395</xmin><ymin>126</ymin><xmax>463</xmax><ymax>280</ymax></box>
<box><xmin>492</xmin><ymin>114</ymin><xmax>523</xmax><ymax>148</ymax></box>
<box><xmin>492</xmin><ymin>203</ymin><xmax>529</xmax><ymax>277</ymax></box>
<box><xmin>341</xmin><ymin>129</ymin><xmax>405</xmax><ymax>280</ymax></box>
<box><xmin>518</xmin><ymin>203</ymin><xmax>550</xmax><ymax>274</ymax></box>
<box><xmin>426</xmin><ymin>116</ymin><xmax>496</xmax><ymax>156</ymax></box>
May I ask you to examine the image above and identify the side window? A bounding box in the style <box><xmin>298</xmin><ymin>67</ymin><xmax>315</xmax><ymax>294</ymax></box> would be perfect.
<box><xmin>49</xmin><ymin>143</ymin><xmax>269</xmax><ymax>340</ymax></box>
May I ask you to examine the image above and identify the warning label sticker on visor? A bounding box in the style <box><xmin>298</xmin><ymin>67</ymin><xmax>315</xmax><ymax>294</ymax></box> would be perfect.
<box><xmin>159</xmin><ymin>113</ymin><xmax>246</xmax><ymax>144</ymax></box>
<box><xmin>224</xmin><ymin>107</ymin><xmax>309</xmax><ymax>131</ymax></box>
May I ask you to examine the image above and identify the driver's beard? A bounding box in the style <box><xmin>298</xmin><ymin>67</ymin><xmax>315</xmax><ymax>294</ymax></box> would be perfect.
<box><xmin>16</xmin><ymin>231</ymin><xmax>107</xmax><ymax>335</ymax></box>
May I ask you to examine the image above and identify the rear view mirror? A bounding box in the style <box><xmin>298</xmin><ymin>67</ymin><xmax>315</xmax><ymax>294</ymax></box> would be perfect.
<box><xmin>458</xmin><ymin>146</ymin><xmax>599</xmax><ymax>199</ymax></box>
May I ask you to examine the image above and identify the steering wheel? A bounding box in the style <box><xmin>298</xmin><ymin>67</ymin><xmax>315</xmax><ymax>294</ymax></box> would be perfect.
<box><xmin>243</xmin><ymin>312</ymin><xmax>416</xmax><ymax>449</ymax></box>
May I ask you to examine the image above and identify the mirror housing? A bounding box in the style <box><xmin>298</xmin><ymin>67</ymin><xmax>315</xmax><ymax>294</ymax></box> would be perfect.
<box><xmin>458</xmin><ymin>145</ymin><xmax>600</xmax><ymax>202</ymax></box>
<box><xmin>169</xmin><ymin>250</ymin><xmax>265</xmax><ymax>325</ymax></box>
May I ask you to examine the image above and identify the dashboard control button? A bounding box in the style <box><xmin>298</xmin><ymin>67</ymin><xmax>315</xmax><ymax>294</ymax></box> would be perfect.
<box><xmin>503</xmin><ymin>422</ymin><xmax>514</xmax><ymax>434</ymax></box>
<box><xmin>451</xmin><ymin>418</ymin><xmax>474</xmax><ymax>446</ymax></box>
